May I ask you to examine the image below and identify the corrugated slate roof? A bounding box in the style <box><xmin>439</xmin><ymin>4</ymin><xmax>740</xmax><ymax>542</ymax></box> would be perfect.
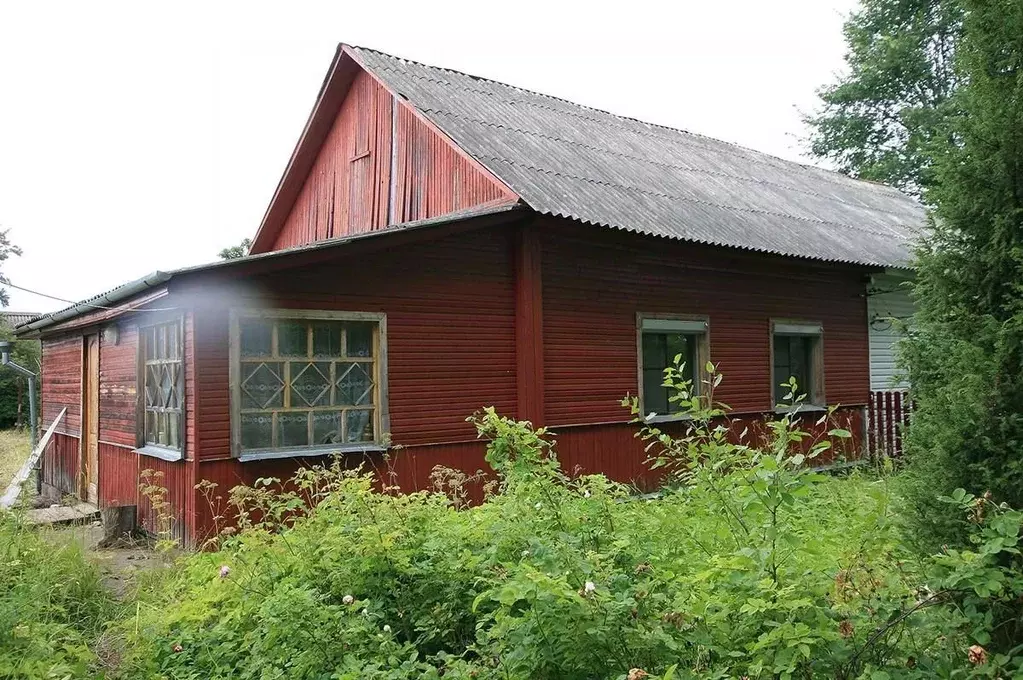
<box><xmin>351</xmin><ymin>46</ymin><xmax>925</xmax><ymax>268</ymax></box>
<box><xmin>0</xmin><ymin>311</ymin><xmax>40</xmax><ymax>328</ymax></box>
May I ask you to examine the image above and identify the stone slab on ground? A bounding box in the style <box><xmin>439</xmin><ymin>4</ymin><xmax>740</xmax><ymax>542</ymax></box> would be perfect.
<box><xmin>26</xmin><ymin>502</ymin><xmax>99</xmax><ymax>526</ymax></box>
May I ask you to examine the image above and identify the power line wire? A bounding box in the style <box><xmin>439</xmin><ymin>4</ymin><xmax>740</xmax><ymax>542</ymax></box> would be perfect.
<box><xmin>1</xmin><ymin>281</ymin><xmax>179</xmax><ymax>314</ymax></box>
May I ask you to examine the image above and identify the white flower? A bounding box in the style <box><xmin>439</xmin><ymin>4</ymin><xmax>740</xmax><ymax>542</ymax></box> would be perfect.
<box><xmin>383</xmin><ymin>624</ymin><xmax>392</xmax><ymax>633</ymax></box>
<box><xmin>583</xmin><ymin>490</ymin><xmax>591</xmax><ymax>498</ymax></box>
<box><xmin>219</xmin><ymin>565</ymin><xmax>230</xmax><ymax>578</ymax></box>
<box><xmin>584</xmin><ymin>580</ymin><xmax>596</xmax><ymax>593</ymax></box>
<box><xmin>342</xmin><ymin>595</ymin><xmax>355</xmax><ymax>605</ymax></box>
<box><xmin>521</xmin><ymin>549</ymin><xmax>529</xmax><ymax>557</ymax></box>
<box><xmin>534</xmin><ymin>502</ymin><xmax>542</xmax><ymax>510</ymax></box>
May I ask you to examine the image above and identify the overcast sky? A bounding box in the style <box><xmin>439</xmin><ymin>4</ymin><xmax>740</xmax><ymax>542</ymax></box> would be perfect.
<box><xmin>0</xmin><ymin>0</ymin><xmax>858</xmax><ymax>314</ymax></box>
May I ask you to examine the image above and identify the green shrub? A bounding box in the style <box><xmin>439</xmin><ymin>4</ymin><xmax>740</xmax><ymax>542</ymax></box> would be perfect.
<box><xmin>104</xmin><ymin>364</ymin><xmax>1023</xmax><ymax>679</ymax></box>
<box><xmin>0</xmin><ymin>513</ymin><xmax>114</xmax><ymax>679</ymax></box>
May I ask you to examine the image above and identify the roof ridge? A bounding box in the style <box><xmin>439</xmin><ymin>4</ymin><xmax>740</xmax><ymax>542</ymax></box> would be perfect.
<box><xmin>349</xmin><ymin>44</ymin><xmax>910</xmax><ymax>199</ymax></box>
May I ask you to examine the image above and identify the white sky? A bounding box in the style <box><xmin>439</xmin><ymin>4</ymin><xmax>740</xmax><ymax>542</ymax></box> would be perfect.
<box><xmin>0</xmin><ymin>0</ymin><xmax>858</xmax><ymax>314</ymax></box>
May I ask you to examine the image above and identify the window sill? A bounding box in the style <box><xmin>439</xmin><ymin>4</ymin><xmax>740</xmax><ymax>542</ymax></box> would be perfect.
<box><xmin>237</xmin><ymin>444</ymin><xmax>387</xmax><ymax>463</ymax></box>
<box><xmin>136</xmin><ymin>445</ymin><xmax>184</xmax><ymax>462</ymax></box>
<box><xmin>772</xmin><ymin>405</ymin><xmax>828</xmax><ymax>415</ymax></box>
<box><xmin>643</xmin><ymin>413</ymin><xmax>694</xmax><ymax>424</ymax></box>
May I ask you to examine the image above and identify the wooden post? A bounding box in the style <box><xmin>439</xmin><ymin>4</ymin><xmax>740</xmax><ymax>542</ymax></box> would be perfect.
<box><xmin>514</xmin><ymin>223</ymin><xmax>545</xmax><ymax>426</ymax></box>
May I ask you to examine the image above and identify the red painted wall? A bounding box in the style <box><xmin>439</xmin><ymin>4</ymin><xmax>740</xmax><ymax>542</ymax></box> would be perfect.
<box><xmin>39</xmin><ymin>317</ymin><xmax>196</xmax><ymax>540</ymax></box>
<box><xmin>41</xmin><ymin>336</ymin><xmax>82</xmax><ymax>436</ymax></box>
<box><xmin>188</xmin><ymin>226</ymin><xmax>517</xmax><ymax>462</ymax></box>
<box><xmin>265</xmin><ymin>70</ymin><xmax>513</xmax><ymax>252</ymax></box>
<box><xmin>38</xmin><ymin>218</ymin><xmax>873</xmax><ymax>544</ymax></box>
<box><xmin>540</xmin><ymin>222</ymin><xmax>870</xmax><ymax>425</ymax></box>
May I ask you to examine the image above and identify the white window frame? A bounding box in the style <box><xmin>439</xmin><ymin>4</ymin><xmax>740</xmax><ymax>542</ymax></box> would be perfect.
<box><xmin>228</xmin><ymin>309</ymin><xmax>389</xmax><ymax>461</ymax></box>
<box><xmin>636</xmin><ymin>313</ymin><xmax>710</xmax><ymax>423</ymax></box>
<box><xmin>770</xmin><ymin>319</ymin><xmax>825</xmax><ymax>410</ymax></box>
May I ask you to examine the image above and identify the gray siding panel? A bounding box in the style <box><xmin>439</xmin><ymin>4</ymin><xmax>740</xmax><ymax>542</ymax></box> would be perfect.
<box><xmin>868</xmin><ymin>271</ymin><xmax>915</xmax><ymax>390</ymax></box>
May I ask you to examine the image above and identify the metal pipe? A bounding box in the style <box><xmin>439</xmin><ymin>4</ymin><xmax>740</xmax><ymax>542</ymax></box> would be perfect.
<box><xmin>0</xmin><ymin>340</ymin><xmax>38</xmax><ymax>449</ymax></box>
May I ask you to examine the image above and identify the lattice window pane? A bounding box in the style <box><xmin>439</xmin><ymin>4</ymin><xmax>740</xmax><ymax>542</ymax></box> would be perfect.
<box><xmin>346</xmin><ymin>322</ymin><xmax>373</xmax><ymax>357</ymax></box>
<box><xmin>345</xmin><ymin>409</ymin><xmax>374</xmax><ymax>443</ymax></box>
<box><xmin>241</xmin><ymin>362</ymin><xmax>285</xmax><ymax>409</ymax></box>
<box><xmin>279</xmin><ymin>411</ymin><xmax>310</xmax><ymax>448</ymax></box>
<box><xmin>312</xmin><ymin>322</ymin><xmax>343</xmax><ymax>357</ymax></box>
<box><xmin>240</xmin><ymin>319</ymin><xmax>273</xmax><ymax>357</ymax></box>
<box><xmin>142</xmin><ymin>319</ymin><xmax>184</xmax><ymax>451</ymax></box>
<box><xmin>236</xmin><ymin>315</ymin><xmax>381</xmax><ymax>453</ymax></box>
<box><xmin>337</xmin><ymin>362</ymin><xmax>374</xmax><ymax>406</ymax></box>
<box><xmin>313</xmin><ymin>411</ymin><xmax>342</xmax><ymax>445</ymax></box>
<box><xmin>241</xmin><ymin>413</ymin><xmax>273</xmax><ymax>450</ymax></box>
<box><xmin>290</xmin><ymin>362</ymin><xmax>331</xmax><ymax>407</ymax></box>
<box><xmin>279</xmin><ymin>321</ymin><xmax>307</xmax><ymax>357</ymax></box>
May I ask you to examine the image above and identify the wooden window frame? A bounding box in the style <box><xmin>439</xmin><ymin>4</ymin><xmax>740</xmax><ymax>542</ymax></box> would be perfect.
<box><xmin>770</xmin><ymin>319</ymin><xmax>826</xmax><ymax>410</ymax></box>
<box><xmin>228</xmin><ymin>309</ymin><xmax>389</xmax><ymax>461</ymax></box>
<box><xmin>136</xmin><ymin>316</ymin><xmax>186</xmax><ymax>462</ymax></box>
<box><xmin>636</xmin><ymin>313</ymin><xmax>710</xmax><ymax>423</ymax></box>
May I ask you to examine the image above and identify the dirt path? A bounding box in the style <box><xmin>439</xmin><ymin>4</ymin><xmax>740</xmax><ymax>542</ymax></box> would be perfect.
<box><xmin>41</xmin><ymin>524</ymin><xmax>169</xmax><ymax>599</ymax></box>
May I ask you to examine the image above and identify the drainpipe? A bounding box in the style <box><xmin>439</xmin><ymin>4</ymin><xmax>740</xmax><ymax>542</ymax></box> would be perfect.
<box><xmin>0</xmin><ymin>341</ymin><xmax>39</xmax><ymax>490</ymax></box>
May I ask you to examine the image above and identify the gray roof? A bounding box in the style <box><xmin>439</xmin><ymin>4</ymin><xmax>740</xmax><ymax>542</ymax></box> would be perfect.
<box><xmin>352</xmin><ymin>46</ymin><xmax>925</xmax><ymax>268</ymax></box>
<box><xmin>0</xmin><ymin>311</ymin><xmax>41</xmax><ymax>328</ymax></box>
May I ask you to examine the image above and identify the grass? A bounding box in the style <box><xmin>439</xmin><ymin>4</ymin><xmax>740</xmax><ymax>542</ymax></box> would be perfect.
<box><xmin>0</xmin><ymin>427</ymin><xmax>30</xmax><ymax>489</ymax></box>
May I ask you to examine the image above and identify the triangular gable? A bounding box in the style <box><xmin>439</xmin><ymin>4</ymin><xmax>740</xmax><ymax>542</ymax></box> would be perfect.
<box><xmin>250</xmin><ymin>45</ymin><xmax>519</xmax><ymax>254</ymax></box>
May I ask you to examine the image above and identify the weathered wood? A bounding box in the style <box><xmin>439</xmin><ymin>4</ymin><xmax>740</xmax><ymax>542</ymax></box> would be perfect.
<box><xmin>98</xmin><ymin>504</ymin><xmax>139</xmax><ymax>547</ymax></box>
<box><xmin>1</xmin><ymin>407</ymin><xmax>67</xmax><ymax>508</ymax></box>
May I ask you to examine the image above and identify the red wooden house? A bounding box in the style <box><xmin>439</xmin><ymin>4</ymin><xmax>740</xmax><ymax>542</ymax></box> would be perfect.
<box><xmin>17</xmin><ymin>45</ymin><xmax>923</xmax><ymax>545</ymax></box>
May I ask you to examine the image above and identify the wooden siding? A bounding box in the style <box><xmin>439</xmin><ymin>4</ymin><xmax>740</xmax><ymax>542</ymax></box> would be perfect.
<box><xmin>41</xmin><ymin>336</ymin><xmax>82</xmax><ymax>436</ymax></box>
<box><xmin>40</xmin><ymin>432</ymin><xmax>80</xmax><ymax>498</ymax></box>
<box><xmin>266</xmin><ymin>70</ymin><xmax>512</xmax><ymax>252</ymax></box>
<box><xmin>189</xmin><ymin>226</ymin><xmax>517</xmax><ymax>460</ymax></box>
<box><xmin>540</xmin><ymin>222</ymin><xmax>871</xmax><ymax>426</ymax></box>
<box><xmin>98</xmin><ymin>324</ymin><xmax>137</xmax><ymax>447</ymax></box>
<box><xmin>868</xmin><ymin>271</ymin><xmax>914</xmax><ymax>390</ymax></box>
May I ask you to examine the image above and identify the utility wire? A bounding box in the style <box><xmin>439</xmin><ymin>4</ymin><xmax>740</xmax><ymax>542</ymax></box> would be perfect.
<box><xmin>1</xmin><ymin>281</ymin><xmax>180</xmax><ymax>314</ymax></box>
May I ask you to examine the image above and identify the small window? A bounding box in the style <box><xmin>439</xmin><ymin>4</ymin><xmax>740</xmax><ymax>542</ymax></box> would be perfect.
<box><xmin>638</xmin><ymin>316</ymin><xmax>709</xmax><ymax>417</ymax></box>
<box><xmin>772</xmin><ymin>321</ymin><xmax>824</xmax><ymax>406</ymax></box>
<box><xmin>140</xmin><ymin>319</ymin><xmax>184</xmax><ymax>453</ymax></box>
<box><xmin>232</xmin><ymin>312</ymin><xmax>386</xmax><ymax>457</ymax></box>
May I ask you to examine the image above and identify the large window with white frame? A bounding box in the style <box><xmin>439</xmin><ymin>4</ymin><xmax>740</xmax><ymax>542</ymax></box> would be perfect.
<box><xmin>771</xmin><ymin>320</ymin><xmax>824</xmax><ymax>407</ymax></box>
<box><xmin>637</xmin><ymin>315</ymin><xmax>709</xmax><ymax>418</ymax></box>
<box><xmin>139</xmin><ymin>318</ymin><xmax>185</xmax><ymax>455</ymax></box>
<box><xmin>230</xmin><ymin>311</ymin><xmax>387</xmax><ymax>458</ymax></box>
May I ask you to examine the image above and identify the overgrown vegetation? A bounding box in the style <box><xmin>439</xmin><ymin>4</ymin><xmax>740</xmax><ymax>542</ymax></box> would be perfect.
<box><xmin>1</xmin><ymin>365</ymin><xmax>1014</xmax><ymax>679</ymax></box>
<box><xmin>897</xmin><ymin>0</ymin><xmax>1023</xmax><ymax>548</ymax></box>
<box><xmin>0</xmin><ymin>515</ymin><xmax>115</xmax><ymax>678</ymax></box>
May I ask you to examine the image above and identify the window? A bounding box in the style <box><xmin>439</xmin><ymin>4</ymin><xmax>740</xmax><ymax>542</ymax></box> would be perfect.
<box><xmin>140</xmin><ymin>319</ymin><xmax>184</xmax><ymax>454</ymax></box>
<box><xmin>231</xmin><ymin>312</ymin><xmax>386</xmax><ymax>458</ymax></box>
<box><xmin>638</xmin><ymin>316</ymin><xmax>709</xmax><ymax>418</ymax></box>
<box><xmin>772</xmin><ymin>321</ymin><xmax>824</xmax><ymax>407</ymax></box>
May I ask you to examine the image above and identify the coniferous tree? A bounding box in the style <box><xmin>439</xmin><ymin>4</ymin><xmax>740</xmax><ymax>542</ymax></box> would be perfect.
<box><xmin>901</xmin><ymin>0</ymin><xmax>1023</xmax><ymax>544</ymax></box>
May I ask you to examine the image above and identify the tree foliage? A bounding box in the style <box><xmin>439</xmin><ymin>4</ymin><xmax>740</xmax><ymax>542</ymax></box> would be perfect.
<box><xmin>805</xmin><ymin>0</ymin><xmax>962</xmax><ymax>193</ymax></box>
<box><xmin>0</xmin><ymin>228</ymin><xmax>23</xmax><ymax>308</ymax></box>
<box><xmin>217</xmin><ymin>238</ymin><xmax>251</xmax><ymax>260</ymax></box>
<box><xmin>0</xmin><ymin>323</ymin><xmax>39</xmax><ymax>429</ymax></box>
<box><xmin>900</xmin><ymin>0</ymin><xmax>1023</xmax><ymax>544</ymax></box>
